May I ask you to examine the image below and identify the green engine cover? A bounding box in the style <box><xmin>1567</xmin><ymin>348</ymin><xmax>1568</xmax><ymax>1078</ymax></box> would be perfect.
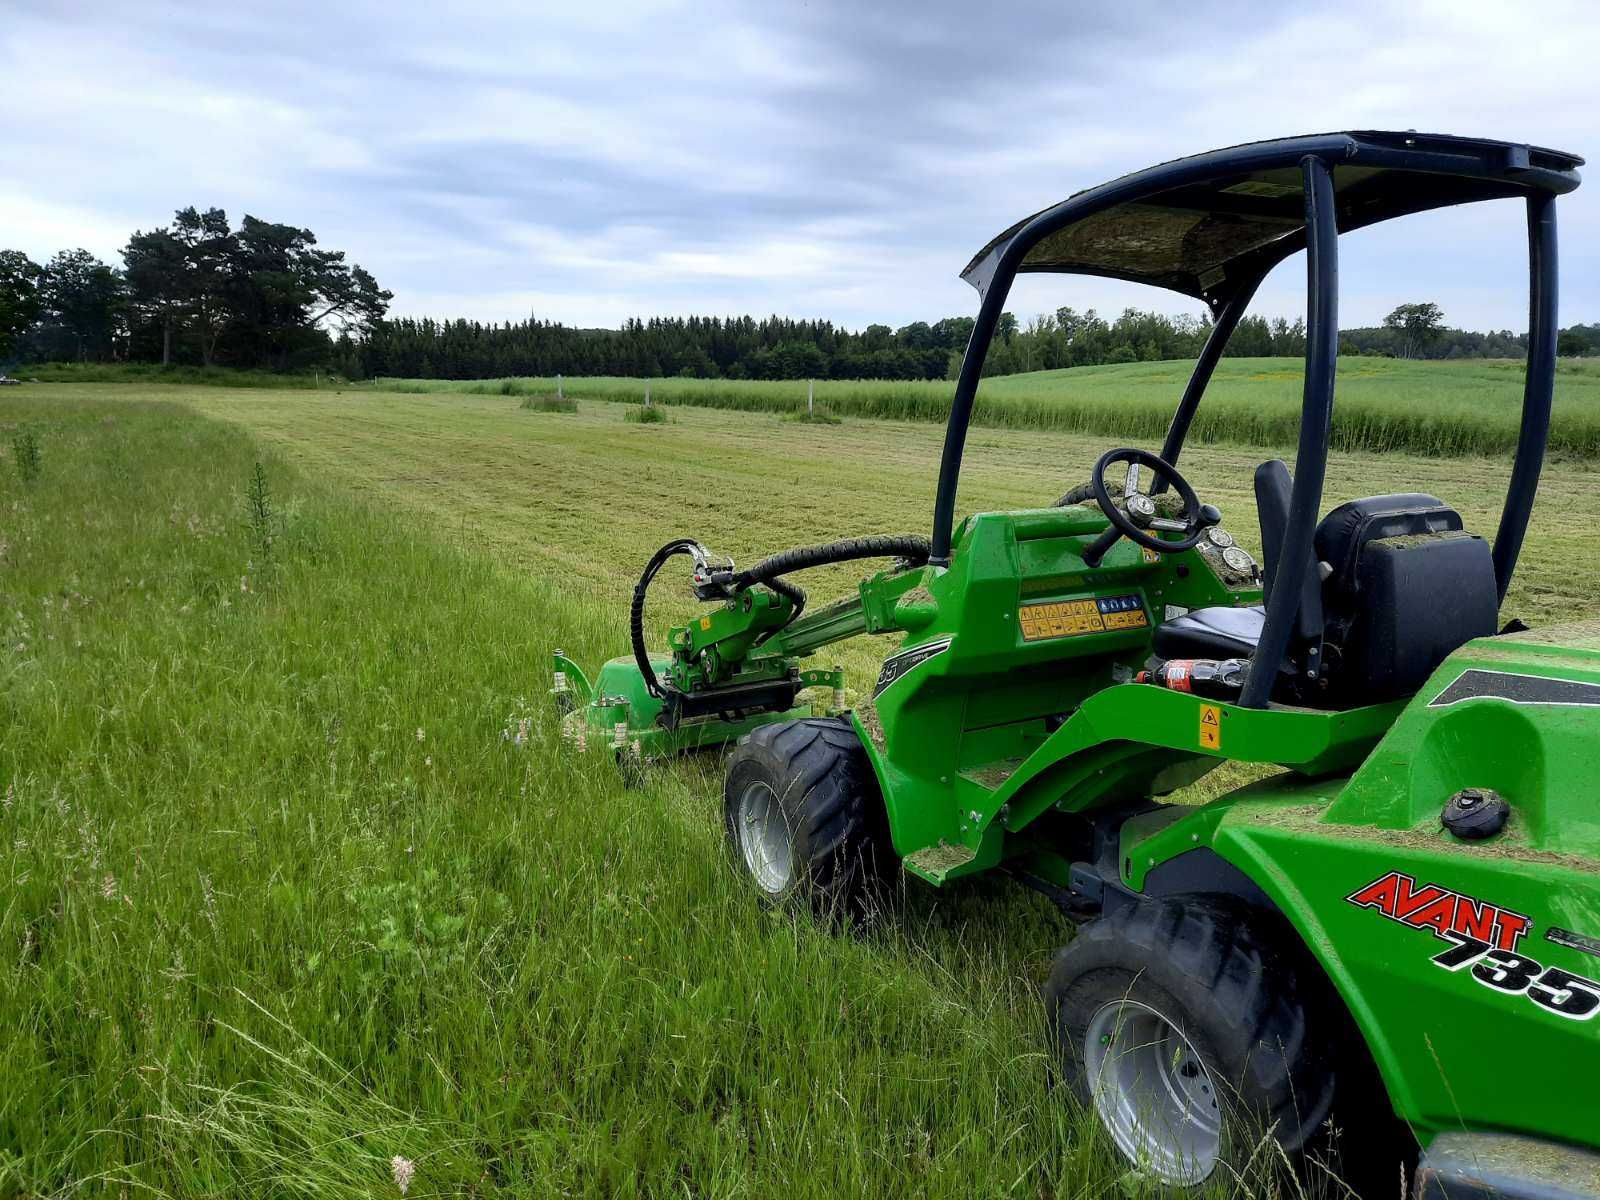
<box><xmin>1126</xmin><ymin>625</ymin><xmax>1600</xmax><ymax>1150</ymax></box>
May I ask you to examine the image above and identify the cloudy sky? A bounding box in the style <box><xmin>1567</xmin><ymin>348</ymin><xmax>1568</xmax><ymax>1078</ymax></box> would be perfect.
<box><xmin>4</xmin><ymin>1</ymin><xmax>1596</xmax><ymax>333</ymax></box>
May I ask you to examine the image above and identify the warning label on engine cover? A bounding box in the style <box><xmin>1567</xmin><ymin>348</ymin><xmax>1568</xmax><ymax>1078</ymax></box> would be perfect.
<box><xmin>1019</xmin><ymin>595</ymin><xmax>1147</xmax><ymax>642</ymax></box>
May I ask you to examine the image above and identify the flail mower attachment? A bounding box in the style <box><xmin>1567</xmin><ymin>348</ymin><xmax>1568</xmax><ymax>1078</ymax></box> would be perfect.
<box><xmin>550</xmin><ymin>533</ymin><xmax>930</xmax><ymax>761</ymax></box>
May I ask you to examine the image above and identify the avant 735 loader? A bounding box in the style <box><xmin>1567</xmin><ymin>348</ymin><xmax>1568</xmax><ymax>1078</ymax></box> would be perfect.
<box><xmin>556</xmin><ymin>132</ymin><xmax>1596</xmax><ymax>1195</ymax></box>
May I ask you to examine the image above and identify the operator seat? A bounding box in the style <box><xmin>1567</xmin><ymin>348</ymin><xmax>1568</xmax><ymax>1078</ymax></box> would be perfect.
<box><xmin>1313</xmin><ymin>489</ymin><xmax>1499</xmax><ymax>699</ymax></box>
<box><xmin>1150</xmin><ymin>605</ymin><xmax>1265</xmax><ymax>659</ymax></box>
<box><xmin>1152</xmin><ymin>460</ymin><xmax>1500</xmax><ymax>703</ymax></box>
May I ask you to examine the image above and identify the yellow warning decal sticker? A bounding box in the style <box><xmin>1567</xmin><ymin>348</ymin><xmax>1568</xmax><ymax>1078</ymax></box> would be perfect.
<box><xmin>1102</xmin><ymin>608</ymin><xmax>1148</xmax><ymax>631</ymax></box>
<box><xmin>699</xmin><ymin>616</ymin><xmax>713</xmax><ymax>630</ymax></box>
<box><xmin>1019</xmin><ymin>595</ymin><xmax>1148</xmax><ymax>642</ymax></box>
<box><xmin>1199</xmin><ymin>703</ymin><xmax>1222</xmax><ymax>750</ymax></box>
<box><xmin>1019</xmin><ymin>599</ymin><xmax>1103</xmax><ymax>640</ymax></box>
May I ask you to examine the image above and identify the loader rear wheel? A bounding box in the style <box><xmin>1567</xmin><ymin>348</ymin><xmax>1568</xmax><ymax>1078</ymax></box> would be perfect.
<box><xmin>723</xmin><ymin>716</ymin><xmax>891</xmax><ymax>919</ymax></box>
<box><xmin>1045</xmin><ymin>899</ymin><xmax>1334</xmax><ymax>1187</ymax></box>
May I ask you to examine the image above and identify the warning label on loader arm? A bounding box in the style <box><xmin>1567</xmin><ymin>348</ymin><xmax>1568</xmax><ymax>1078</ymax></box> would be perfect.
<box><xmin>1199</xmin><ymin>704</ymin><xmax>1222</xmax><ymax>749</ymax></box>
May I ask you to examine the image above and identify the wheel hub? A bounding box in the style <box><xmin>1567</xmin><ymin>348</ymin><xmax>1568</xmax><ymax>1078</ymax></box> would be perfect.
<box><xmin>735</xmin><ymin>780</ymin><xmax>793</xmax><ymax>895</ymax></box>
<box><xmin>1084</xmin><ymin>999</ymin><xmax>1223</xmax><ymax>1184</ymax></box>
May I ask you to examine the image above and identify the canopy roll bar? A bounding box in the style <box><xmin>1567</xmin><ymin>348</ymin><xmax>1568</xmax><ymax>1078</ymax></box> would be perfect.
<box><xmin>1491</xmin><ymin>192</ymin><xmax>1558</xmax><ymax>602</ymax></box>
<box><xmin>1238</xmin><ymin>156</ymin><xmax>1337</xmax><ymax>707</ymax></box>
<box><xmin>931</xmin><ymin>131</ymin><xmax>1574</xmax><ymax>708</ymax></box>
<box><xmin>1155</xmin><ymin>275</ymin><xmax>1266</xmax><ymax>486</ymax></box>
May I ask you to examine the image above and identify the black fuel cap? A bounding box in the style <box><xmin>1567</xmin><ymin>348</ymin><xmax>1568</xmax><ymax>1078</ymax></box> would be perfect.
<box><xmin>1442</xmin><ymin>788</ymin><xmax>1510</xmax><ymax>840</ymax></box>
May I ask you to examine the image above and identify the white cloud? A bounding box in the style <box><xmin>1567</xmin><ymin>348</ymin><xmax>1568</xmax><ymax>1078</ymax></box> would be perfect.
<box><xmin>0</xmin><ymin>188</ymin><xmax>137</xmax><ymax>263</ymax></box>
<box><xmin>1</xmin><ymin>0</ymin><xmax>1594</xmax><ymax>332</ymax></box>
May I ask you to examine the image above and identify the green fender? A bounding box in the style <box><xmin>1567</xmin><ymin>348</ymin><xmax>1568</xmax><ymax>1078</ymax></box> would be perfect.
<box><xmin>1122</xmin><ymin>637</ymin><xmax>1600</xmax><ymax>1152</ymax></box>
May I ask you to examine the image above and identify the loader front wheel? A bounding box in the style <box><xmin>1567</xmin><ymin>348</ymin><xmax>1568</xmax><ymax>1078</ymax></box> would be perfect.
<box><xmin>1045</xmin><ymin>899</ymin><xmax>1334</xmax><ymax>1187</ymax></box>
<box><xmin>723</xmin><ymin>716</ymin><xmax>891</xmax><ymax>919</ymax></box>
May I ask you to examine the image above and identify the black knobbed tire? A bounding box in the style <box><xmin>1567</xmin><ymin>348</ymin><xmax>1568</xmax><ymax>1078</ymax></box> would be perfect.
<box><xmin>722</xmin><ymin>716</ymin><xmax>892</xmax><ymax>920</ymax></box>
<box><xmin>1044</xmin><ymin>899</ymin><xmax>1335</xmax><ymax>1188</ymax></box>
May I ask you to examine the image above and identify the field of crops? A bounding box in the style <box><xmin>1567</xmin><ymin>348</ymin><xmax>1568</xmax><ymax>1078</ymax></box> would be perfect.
<box><xmin>6</xmin><ymin>381</ymin><xmax>1600</xmax><ymax>1197</ymax></box>
<box><xmin>373</xmin><ymin>356</ymin><xmax>1600</xmax><ymax>460</ymax></box>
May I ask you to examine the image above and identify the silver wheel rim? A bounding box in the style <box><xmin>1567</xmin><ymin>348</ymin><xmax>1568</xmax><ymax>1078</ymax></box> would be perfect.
<box><xmin>1084</xmin><ymin>999</ymin><xmax>1223</xmax><ymax>1184</ymax></box>
<box><xmin>736</xmin><ymin>781</ymin><xmax>792</xmax><ymax>895</ymax></box>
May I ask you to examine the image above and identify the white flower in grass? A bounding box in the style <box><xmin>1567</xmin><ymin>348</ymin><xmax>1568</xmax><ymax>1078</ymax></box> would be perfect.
<box><xmin>415</xmin><ymin>727</ymin><xmax>425</xmax><ymax>742</ymax></box>
<box><xmin>391</xmin><ymin>1155</ymin><xmax>415</xmax><ymax>1195</ymax></box>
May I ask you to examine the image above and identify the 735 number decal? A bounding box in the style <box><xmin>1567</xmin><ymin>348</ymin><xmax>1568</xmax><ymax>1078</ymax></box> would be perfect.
<box><xmin>1431</xmin><ymin>931</ymin><xmax>1600</xmax><ymax>1020</ymax></box>
<box><xmin>1346</xmin><ymin>870</ymin><xmax>1600</xmax><ymax>1025</ymax></box>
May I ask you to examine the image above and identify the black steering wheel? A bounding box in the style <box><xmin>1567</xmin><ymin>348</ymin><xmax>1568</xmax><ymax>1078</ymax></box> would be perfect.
<box><xmin>1089</xmin><ymin>447</ymin><xmax>1218</xmax><ymax>556</ymax></box>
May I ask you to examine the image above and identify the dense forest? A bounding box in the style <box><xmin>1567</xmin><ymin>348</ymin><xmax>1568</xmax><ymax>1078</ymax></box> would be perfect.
<box><xmin>353</xmin><ymin>308</ymin><xmax>1599</xmax><ymax>381</ymax></box>
<box><xmin>3</xmin><ymin>214</ymin><xmax>1598</xmax><ymax>381</ymax></box>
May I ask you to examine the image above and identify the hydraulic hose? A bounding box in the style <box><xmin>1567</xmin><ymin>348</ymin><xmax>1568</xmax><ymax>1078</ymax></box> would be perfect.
<box><xmin>735</xmin><ymin>534</ymin><xmax>931</xmax><ymax>642</ymax></box>
<box><xmin>732</xmin><ymin>534</ymin><xmax>931</xmax><ymax>593</ymax></box>
<box><xmin>630</xmin><ymin>537</ymin><xmax>702</xmax><ymax>699</ymax></box>
<box><xmin>631</xmin><ymin>533</ymin><xmax>933</xmax><ymax>697</ymax></box>
<box><xmin>762</xmin><ymin>575</ymin><xmax>808</xmax><ymax>623</ymax></box>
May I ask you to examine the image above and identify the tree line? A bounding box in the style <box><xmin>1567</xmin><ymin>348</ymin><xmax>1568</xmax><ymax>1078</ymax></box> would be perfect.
<box><xmin>0</xmin><ymin>208</ymin><xmax>390</xmax><ymax>371</ymax></box>
<box><xmin>360</xmin><ymin>308</ymin><xmax>1273</xmax><ymax>382</ymax></box>
<box><xmin>357</xmin><ymin>304</ymin><xmax>1596</xmax><ymax>383</ymax></box>
<box><xmin>358</xmin><ymin>315</ymin><xmax>971</xmax><ymax>382</ymax></box>
<box><xmin>4</xmin><ymin>213</ymin><xmax>1597</xmax><ymax>379</ymax></box>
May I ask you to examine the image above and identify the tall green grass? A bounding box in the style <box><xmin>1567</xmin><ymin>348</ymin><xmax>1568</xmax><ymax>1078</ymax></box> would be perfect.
<box><xmin>25</xmin><ymin>362</ymin><xmax>348</xmax><ymax>389</ymax></box>
<box><xmin>517</xmin><ymin>392</ymin><xmax>577</xmax><ymax>412</ymax></box>
<box><xmin>2</xmin><ymin>393</ymin><xmax>1348</xmax><ymax>1197</ymax></box>
<box><xmin>371</xmin><ymin>357</ymin><xmax>1600</xmax><ymax>459</ymax></box>
<box><xmin>29</xmin><ymin>356</ymin><xmax>1600</xmax><ymax>458</ymax></box>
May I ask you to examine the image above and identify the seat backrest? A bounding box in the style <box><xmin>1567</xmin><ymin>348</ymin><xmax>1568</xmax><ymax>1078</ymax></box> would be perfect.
<box><xmin>1314</xmin><ymin>495</ymin><xmax>1498</xmax><ymax>699</ymax></box>
<box><xmin>1315</xmin><ymin>494</ymin><xmax>1461</xmax><ymax>596</ymax></box>
<box><xmin>1254</xmin><ymin>459</ymin><xmax>1293</xmax><ymax>595</ymax></box>
<box><xmin>1253</xmin><ymin>459</ymin><xmax>1324</xmax><ymax>661</ymax></box>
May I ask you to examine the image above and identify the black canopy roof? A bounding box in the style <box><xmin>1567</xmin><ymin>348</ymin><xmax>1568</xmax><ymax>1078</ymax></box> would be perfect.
<box><xmin>960</xmin><ymin>131</ymin><xmax>1582</xmax><ymax>309</ymax></box>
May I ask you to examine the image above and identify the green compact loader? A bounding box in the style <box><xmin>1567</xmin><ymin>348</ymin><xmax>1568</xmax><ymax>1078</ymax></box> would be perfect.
<box><xmin>555</xmin><ymin>132</ymin><xmax>1598</xmax><ymax>1195</ymax></box>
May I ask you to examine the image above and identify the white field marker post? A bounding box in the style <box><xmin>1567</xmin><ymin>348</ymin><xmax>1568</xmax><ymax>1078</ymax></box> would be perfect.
<box><xmin>808</xmin><ymin>379</ymin><xmax>814</xmax><ymax>417</ymax></box>
<box><xmin>645</xmin><ymin>383</ymin><xmax>651</xmax><ymax>408</ymax></box>
<box><xmin>556</xmin><ymin>373</ymin><xmax>563</xmax><ymax>400</ymax></box>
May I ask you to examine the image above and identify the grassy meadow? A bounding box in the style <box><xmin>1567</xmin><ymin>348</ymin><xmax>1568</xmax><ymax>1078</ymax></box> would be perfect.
<box><xmin>371</xmin><ymin>356</ymin><xmax>1600</xmax><ymax>460</ymax></box>
<box><xmin>6</xmin><ymin>375</ymin><xmax>1600</xmax><ymax>1197</ymax></box>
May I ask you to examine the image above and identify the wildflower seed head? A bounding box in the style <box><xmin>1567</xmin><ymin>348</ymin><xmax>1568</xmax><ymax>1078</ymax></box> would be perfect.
<box><xmin>391</xmin><ymin>1155</ymin><xmax>415</xmax><ymax>1195</ymax></box>
<box><xmin>199</xmin><ymin>872</ymin><xmax>218</xmax><ymax>929</ymax></box>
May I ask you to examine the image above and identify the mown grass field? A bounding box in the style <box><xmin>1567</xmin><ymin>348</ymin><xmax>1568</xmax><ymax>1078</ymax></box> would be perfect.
<box><xmin>371</xmin><ymin>356</ymin><xmax>1600</xmax><ymax>460</ymax></box>
<box><xmin>6</xmin><ymin>380</ymin><xmax>1600</xmax><ymax>1198</ymax></box>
